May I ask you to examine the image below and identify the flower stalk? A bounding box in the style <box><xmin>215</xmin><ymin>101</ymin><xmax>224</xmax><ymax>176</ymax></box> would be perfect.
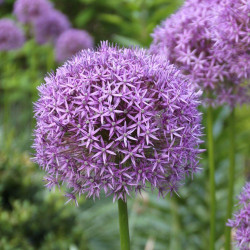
<box><xmin>47</xmin><ymin>45</ymin><xmax>54</xmax><ymax>72</ymax></box>
<box><xmin>225</xmin><ymin>108</ymin><xmax>236</xmax><ymax>250</ymax></box>
<box><xmin>207</xmin><ymin>105</ymin><xmax>216</xmax><ymax>250</ymax></box>
<box><xmin>118</xmin><ymin>199</ymin><xmax>130</xmax><ymax>250</ymax></box>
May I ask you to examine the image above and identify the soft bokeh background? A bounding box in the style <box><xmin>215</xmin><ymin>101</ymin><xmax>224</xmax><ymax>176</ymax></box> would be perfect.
<box><xmin>0</xmin><ymin>0</ymin><xmax>249</xmax><ymax>249</ymax></box>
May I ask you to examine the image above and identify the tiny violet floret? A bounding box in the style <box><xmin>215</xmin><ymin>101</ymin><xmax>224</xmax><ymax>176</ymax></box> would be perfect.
<box><xmin>0</xmin><ymin>19</ymin><xmax>25</xmax><ymax>51</ymax></box>
<box><xmin>227</xmin><ymin>182</ymin><xmax>250</xmax><ymax>250</ymax></box>
<box><xmin>33</xmin><ymin>41</ymin><xmax>203</xmax><ymax>205</ymax></box>
<box><xmin>55</xmin><ymin>29</ymin><xmax>94</xmax><ymax>63</ymax></box>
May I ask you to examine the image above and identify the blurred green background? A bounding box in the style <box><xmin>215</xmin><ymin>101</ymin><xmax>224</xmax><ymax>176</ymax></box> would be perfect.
<box><xmin>0</xmin><ymin>0</ymin><xmax>249</xmax><ymax>249</ymax></box>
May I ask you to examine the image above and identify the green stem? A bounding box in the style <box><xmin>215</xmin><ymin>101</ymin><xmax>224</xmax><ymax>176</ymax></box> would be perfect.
<box><xmin>170</xmin><ymin>196</ymin><xmax>181</xmax><ymax>250</ymax></box>
<box><xmin>118</xmin><ymin>199</ymin><xmax>130</xmax><ymax>250</ymax></box>
<box><xmin>225</xmin><ymin>108</ymin><xmax>235</xmax><ymax>250</ymax></box>
<box><xmin>30</xmin><ymin>40</ymin><xmax>38</xmax><ymax>82</ymax></box>
<box><xmin>207</xmin><ymin>105</ymin><xmax>216</xmax><ymax>250</ymax></box>
<box><xmin>47</xmin><ymin>45</ymin><xmax>55</xmax><ymax>72</ymax></box>
<box><xmin>2</xmin><ymin>52</ymin><xmax>10</xmax><ymax>139</ymax></box>
<box><xmin>30</xmin><ymin>41</ymin><xmax>38</xmax><ymax>130</ymax></box>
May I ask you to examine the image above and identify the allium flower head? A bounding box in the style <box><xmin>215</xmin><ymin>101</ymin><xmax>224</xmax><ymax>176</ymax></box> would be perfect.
<box><xmin>0</xmin><ymin>19</ymin><xmax>25</xmax><ymax>51</ymax></box>
<box><xmin>34</xmin><ymin>9</ymin><xmax>70</xmax><ymax>45</ymax></box>
<box><xmin>55</xmin><ymin>29</ymin><xmax>94</xmax><ymax>63</ymax></box>
<box><xmin>214</xmin><ymin>0</ymin><xmax>249</xmax><ymax>50</ymax></box>
<box><xmin>33</xmin><ymin>41</ymin><xmax>203</xmax><ymax>204</ymax></box>
<box><xmin>13</xmin><ymin>0</ymin><xmax>53</xmax><ymax>24</ymax></box>
<box><xmin>150</xmin><ymin>0</ymin><xmax>249</xmax><ymax>106</ymax></box>
<box><xmin>213</xmin><ymin>0</ymin><xmax>250</xmax><ymax>104</ymax></box>
<box><xmin>227</xmin><ymin>182</ymin><xmax>250</xmax><ymax>250</ymax></box>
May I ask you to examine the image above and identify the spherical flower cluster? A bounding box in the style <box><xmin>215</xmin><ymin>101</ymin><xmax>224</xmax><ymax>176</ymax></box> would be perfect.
<box><xmin>214</xmin><ymin>0</ymin><xmax>249</xmax><ymax>51</ymax></box>
<box><xmin>0</xmin><ymin>19</ymin><xmax>25</xmax><ymax>51</ymax></box>
<box><xmin>213</xmin><ymin>0</ymin><xmax>250</xmax><ymax>104</ymax></box>
<box><xmin>150</xmin><ymin>0</ymin><xmax>249</xmax><ymax>106</ymax></box>
<box><xmin>227</xmin><ymin>182</ymin><xmax>250</xmax><ymax>250</ymax></box>
<box><xmin>33</xmin><ymin>41</ymin><xmax>203</xmax><ymax>204</ymax></box>
<box><xmin>55</xmin><ymin>29</ymin><xmax>94</xmax><ymax>63</ymax></box>
<box><xmin>34</xmin><ymin>9</ymin><xmax>70</xmax><ymax>45</ymax></box>
<box><xmin>13</xmin><ymin>0</ymin><xmax>53</xmax><ymax>24</ymax></box>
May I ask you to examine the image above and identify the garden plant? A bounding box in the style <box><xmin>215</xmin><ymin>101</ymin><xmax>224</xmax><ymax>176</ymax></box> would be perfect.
<box><xmin>0</xmin><ymin>0</ymin><xmax>249</xmax><ymax>249</ymax></box>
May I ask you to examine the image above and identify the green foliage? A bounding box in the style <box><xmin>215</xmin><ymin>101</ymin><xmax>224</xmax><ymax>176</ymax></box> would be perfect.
<box><xmin>0</xmin><ymin>0</ymin><xmax>249</xmax><ymax>249</ymax></box>
<box><xmin>0</xmin><ymin>151</ymin><xmax>119</xmax><ymax>249</ymax></box>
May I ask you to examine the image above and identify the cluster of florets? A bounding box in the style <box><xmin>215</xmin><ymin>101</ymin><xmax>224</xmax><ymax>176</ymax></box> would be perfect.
<box><xmin>0</xmin><ymin>19</ymin><xmax>25</xmax><ymax>51</ymax></box>
<box><xmin>12</xmin><ymin>0</ymin><xmax>93</xmax><ymax>53</ymax></box>
<box><xmin>212</xmin><ymin>0</ymin><xmax>250</xmax><ymax>104</ymax></box>
<box><xmin>227</xmin><ymin>182</ymin><xmax>250</xmax><ymax>250</ymax></box>
<box><xmin>34</xmin><ymin>9</ymin><xmax>70</xmax><ymax>45</ymax></box>
<box><xmin>13</xmin><ymin>0</ymin><xmax>71</xmax><ymax>45</ymax></box>
<box><xmin>150</xmin><ymin>0</ymin><xmax>249</xmax><ymax>106</ymax></box>
<box><xmin>214</xmin><ymin>0</ymin><xmax>249</xmax><ymax>52</ymax></box>
<box><xmin>55</xmin><ymin>29</ymin><xmax>94</xmax><ymax>63</ymax></box>
<box><xmin>33</xmin><ymin>42</ymin><xmax>203</xmax><ymax>203</ymax></box>
<box><xmin>14</xmin><ymin>0</ymin><xmax>53</xmax><ymax>24</ymax></box>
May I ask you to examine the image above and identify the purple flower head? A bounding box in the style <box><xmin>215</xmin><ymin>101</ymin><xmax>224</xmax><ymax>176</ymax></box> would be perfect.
<box><xmin>33</xmin><ymin>41</ymin><xmax>203</xmax><ymax>204</ymax></box>
<box><xmin>214</xmin><ymin>0</ymin><xmax>249</xmax><ymax>50</ymax></box>
<box><xmin>13</xmin><ymin>0</ymin><xmax>53</xmax><ymax>24</ymax></box>
<box><xmin>150</xmin><ymin>0</ymin><xmax>249</xmax><ymax>106</ymax></box>
<box><xmin>34</xmin><ymin>9</ymin><xmax>70</xmax><ymax>45</ymax></box>
<box><xmin>212</xmin><ymin>0</ymin><xmax>250</xmax><ymax>105</ymax></box>
<box><xmin>0</xmin><ymin>19</ymin><xmax>25</xmax><ymax>51</ymax></box>
<box><xmin>227</xmin><ymin>182</ymin><xmax>250</xmax><ymax>250</ymax></box>
<box><xmin>55</xmin><ymin>29</ymin><xmax>94</xmax><ymax>63</ymax></box>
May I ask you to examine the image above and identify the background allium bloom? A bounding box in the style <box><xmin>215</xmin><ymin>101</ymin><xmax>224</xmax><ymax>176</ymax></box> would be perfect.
<box><xmin>55</xmin><ymin>29</ymin><xmax>94</xmax><ymax>63</ymax></box>
<box><xmin>13</xmin><ymin>0</ymin><xmax>53</xmax><ymax>24</ymax></box>
<box><xmin>213</xmin><ymin>0</ymin><xmax>250</xmax><ymax>104</ymax></box>
<box><xmin>150</xmin><ymin>0</ymin><xmax>249</xmax><ymax>106</ymax></box>
<box><xmin>214</xmin><ymin>0</ymin><xmax>249</xmax><ymax>51</ymax></box>
<box><xmin>33</xmin><ymin>41</ymin><xmax>203</xmax><ymax>203</ymax></box>
<box><xmin>0</xmin><ymin>19</ymin><xmax>25</xmax><ymax>51</ymax></box>
<box><xmin>227</xmin><ymin>182</ymin><xmax>250</xmax><ymax>250</ymax></box>
<box><xmin>34</xmin><ymin>9</ymin><xmax>70</xmax><ymax>45</ymax></box>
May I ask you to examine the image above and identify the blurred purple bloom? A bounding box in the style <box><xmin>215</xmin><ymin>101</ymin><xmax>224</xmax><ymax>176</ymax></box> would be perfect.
<box><xmin>227</xmin><ymin>182</ymin><xmax>250</xmax><ymax>250</ymax></box>
<box><xmin>213</xmin><ymin>0</ymin><xmax>250</xmax><ymax>105</ymax></box>
<box><xmin>0</xmin><ymin>19</ymin><xmax>25</xmax><ymax>51</ymax></box>
<box><xmin>214</xmin><ymin>0</ymin><xmax>249</xmax><ymax>50</ymax></box>
<box><xmin>34</xmin><ymin>9</ymin><xmax>70</xmax><ymax>45</ymax></box>
<box><xmin>150</xmin><ymin>0</ymin><xmax>249</xmax><ymax>106</ymax></box>
<box><xmin>55</xmin><ymin>29</ymin><xmax>94</xmax><ymax>63</ymax></box>
<box><xmin>33</xmin><ymin>41</ymin><xmax>203</xmax><ymax>204</ymax></box>
<box><xmin>13</xmin><ymin>0</ymin><xmax>53</xmax><ymax>24</ymax></box>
